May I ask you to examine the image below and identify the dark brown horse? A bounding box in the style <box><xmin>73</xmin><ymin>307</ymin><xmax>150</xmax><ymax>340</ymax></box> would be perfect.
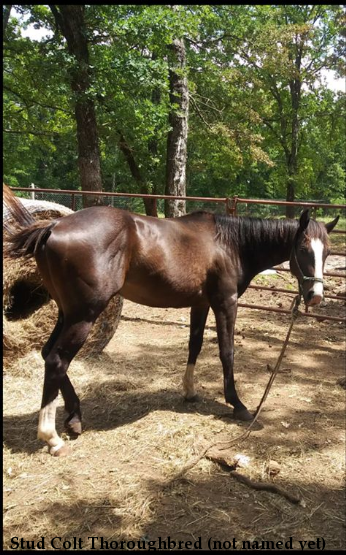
<box><xmin>3</xmin><ymin>186</ymin><xmax>339</xmax><ymax>456</ymax></box>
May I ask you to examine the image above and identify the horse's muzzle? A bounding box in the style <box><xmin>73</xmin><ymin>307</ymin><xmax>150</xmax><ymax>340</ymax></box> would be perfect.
<box><xmin>305</xmin><ymin>290</ymin><xmax>323</xmax><ymax>307</ymax></box>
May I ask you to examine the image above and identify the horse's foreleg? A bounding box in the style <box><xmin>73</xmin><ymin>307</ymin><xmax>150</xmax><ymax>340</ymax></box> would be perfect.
<box><xmin>183</xmin><ymin>306</ymin><xmax>210</xmax><ymax>400</ymax></box>
<box><xmin>38</xmin><ymin>317</ymin><xmax>94</xmax><ymax>456</ymax></box>
<box><xmin>212</xmin><ymin>294</ymin><xmax>253</xmax><ymax>421</ymax></box>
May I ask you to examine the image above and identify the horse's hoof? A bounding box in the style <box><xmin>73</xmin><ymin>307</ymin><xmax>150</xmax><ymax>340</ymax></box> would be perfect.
<box><xmin>184</xmin><ymin>394</ymin><xmax>201</xmax><ymax>403</ymax></box>
<box><xmin>64</xmin><ymin>418</ymin><xmax>82</xmax><ymax>436</ymax></box>
<box><xmin>51</xmin><ymin>444</ymin><xmax>70</xmax><ymax>457</ymax></box>
<box><xmin>233</xmin><ymin>408</ymin><xmax>254</xmax><ymax>421</ymax></box>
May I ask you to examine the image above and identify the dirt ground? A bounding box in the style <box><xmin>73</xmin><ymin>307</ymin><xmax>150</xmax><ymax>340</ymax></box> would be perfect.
<box><xmin>3</xmin><ymin>266</ymin><xmax>345</xmax><ymax>551</ymax></box>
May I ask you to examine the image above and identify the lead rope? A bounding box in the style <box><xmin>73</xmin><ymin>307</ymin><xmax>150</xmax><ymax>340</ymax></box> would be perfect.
<box><xmin>219</xmin><ymin>292</ymin><xmax>302</xmax><ymax>446</ymax></box>
<box><xmin>169</xmin><ymin>293</ymin><xmax>303</xmax><ymax>484</ymax></box>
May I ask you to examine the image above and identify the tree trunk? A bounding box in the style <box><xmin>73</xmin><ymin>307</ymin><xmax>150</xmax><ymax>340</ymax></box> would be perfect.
<box><xmin>286</xmin><ymin>129</ymin><xmax>298</xmax><ymax>219</ymax></box>
<box><xmin>146</xmin><ymin>53</ymin><xmax>161</xmax><ymax>212</ymax></box>
<box><xmin>285</xmin><ymin>36</ymin><xmax>302</xmax><ymax>219</ymax></box>
<box><xmin>165</xmin><ymin>36</ymin><xmax>189</xmax><ymax>218</ymax></box>
<box><xmin>286</xmin><ymin>173</ymin><xmax>296</xmax><ymax>219</ymax></box>
<box><xmin>3</xmin><ymin>5</ymin><xmax>12</xmax><ymax>35</ymax></box>
<box><xmin>118</xmin><ymin>133</ymin><xmax>158</xmax><ymax>217</ymax></box>
<box><xmin>50</xmin><ymin>5</ymin><xmax>102</xmax><ymax>208</ymax></box>
<box><xmin>285</xmin><ymin>78</ymin><xmax>300</xmax><ymax>218</ymax></box>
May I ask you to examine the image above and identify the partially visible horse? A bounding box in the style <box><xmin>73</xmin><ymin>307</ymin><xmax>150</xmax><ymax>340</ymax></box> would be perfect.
<box><xmin>3</xmin><ymin>185</ymin><xmax>339</xmax><ymax>456</ymax></box>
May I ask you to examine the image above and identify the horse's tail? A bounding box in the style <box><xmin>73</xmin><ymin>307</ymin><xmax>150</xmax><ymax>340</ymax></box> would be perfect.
<box><xmin>3</xmin><ymin>184</ymin><xmax>56</xmax><ymax>259</ymax></box>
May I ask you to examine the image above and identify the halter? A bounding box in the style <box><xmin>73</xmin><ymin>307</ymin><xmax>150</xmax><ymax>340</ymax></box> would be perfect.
<box><xmin>290</xmin><ymin>242</ymin><xmax>324</xmax><ymax>299</ymax></box>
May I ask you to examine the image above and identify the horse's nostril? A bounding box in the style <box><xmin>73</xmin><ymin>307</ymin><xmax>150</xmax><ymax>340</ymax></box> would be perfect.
<box><xmin>307</xmin><ymin>290</ymin><xmax>314</xmax><ymax>302</ymax></box>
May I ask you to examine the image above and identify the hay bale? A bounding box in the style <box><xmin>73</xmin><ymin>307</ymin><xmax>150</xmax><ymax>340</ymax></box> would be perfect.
<box><xmin>3</xmin><ymin>198</ymin><xmax>123</xmax><ymax>369</ymax></box>
<box><xmin>3</xmin><ymin>197</ymin><xmax>74</xmax><ymax>225</ymax></box>
<box><xmin>3</xmin><ymin>279</ymin><xmax>123</xmax><ymax>368</ymax></box>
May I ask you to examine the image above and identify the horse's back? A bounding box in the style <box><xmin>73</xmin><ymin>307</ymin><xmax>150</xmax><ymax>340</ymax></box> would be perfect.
<box><xmin>52</xmin><ymin>205</ymin><xmax>134</xmax><ymax>235</ymax></box>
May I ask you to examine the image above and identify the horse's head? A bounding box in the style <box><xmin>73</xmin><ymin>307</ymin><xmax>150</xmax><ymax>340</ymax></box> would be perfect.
<box><xmin>290</xmin><ymin>209</ymin><xmax>339</xmax><ymax>307</ymax></box>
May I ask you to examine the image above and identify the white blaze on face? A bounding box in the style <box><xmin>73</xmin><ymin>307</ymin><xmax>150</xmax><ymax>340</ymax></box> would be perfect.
<box><xmin>310</xmin><ymin>238</ymin><xmax>324</xmax><ymax>297</ymax></box>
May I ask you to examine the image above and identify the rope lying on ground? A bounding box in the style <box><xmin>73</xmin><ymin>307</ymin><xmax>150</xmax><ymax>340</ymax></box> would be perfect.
<box><xmin>166</xmin><ymin>295</ymin><xmax>302</xmax><ymax>505</ymax></box>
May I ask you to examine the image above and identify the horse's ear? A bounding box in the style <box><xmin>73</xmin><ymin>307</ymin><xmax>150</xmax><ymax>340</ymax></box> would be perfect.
<box><xmin>298</xmin><ymin>209</ymin><xmax>310</xmax><ymax>233</ymax></box>
<box><xmin>325</xmin><ymin>215</ymin><xmax>339</xmax><ymax>234</ymax></box>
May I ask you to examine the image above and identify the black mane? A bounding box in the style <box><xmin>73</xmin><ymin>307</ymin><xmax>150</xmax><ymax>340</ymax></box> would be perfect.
<box><xmin>214</xmin><ymin>214</ymin><xmax>329</xmax><ymax>250</ymax></box>
<box><xmin>214</xmin><ymin>214</ymin><xmax>298</xmax><ymax>251</ymax></box>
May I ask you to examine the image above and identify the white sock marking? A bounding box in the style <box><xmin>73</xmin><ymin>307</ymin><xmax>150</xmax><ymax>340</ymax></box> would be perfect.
<box><xmin>38</xmin><ymin>398</ymin><xmax>65</xmax><ymax>452</ymax></box>
<box><xmin>183</xmin><ymin>363</ymin><xmax>196</xmax><ymax>399</ymax></box>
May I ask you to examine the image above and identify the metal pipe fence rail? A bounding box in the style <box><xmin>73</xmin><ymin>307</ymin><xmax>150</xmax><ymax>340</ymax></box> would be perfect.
<box><xmin>9</xmin><ymin>186</ymin><xmax>346</xmax><ymax>324</ymax></box>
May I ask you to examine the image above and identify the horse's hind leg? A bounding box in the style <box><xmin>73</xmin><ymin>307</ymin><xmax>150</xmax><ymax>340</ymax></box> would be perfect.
<box><xmin>38</xmin><ymin>314</ymin><xmax>96</xmax><ymax>456</ymax></box>
<box><xmin>183</xmin><ymin>306</ymin><xmax>209</xmax><ymax>400</ymax></box>
<box><xmin>41</xmin><ymin>310</ymin><xmax>64</xmax><ymax>360</ymax></box>
<box><xmin>41</xmin><ymin>311</ymin><xmax>82</xmax><ymax>436</ymax></box>
<box><xmin>60</xmin><ymin>375</ymin><xmax>82</xmax><ymax>436</ymax></box>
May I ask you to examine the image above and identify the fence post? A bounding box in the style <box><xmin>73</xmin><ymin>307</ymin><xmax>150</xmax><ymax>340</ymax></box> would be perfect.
<box><xmin>226</xmin><ymin>196</ymin><xmax>238</xmax><ymax>216</ymax></box>
<box><xmin>30</xmin><ymin>183</ymin><xmax>35</xmax><ymax>200</ymax></box>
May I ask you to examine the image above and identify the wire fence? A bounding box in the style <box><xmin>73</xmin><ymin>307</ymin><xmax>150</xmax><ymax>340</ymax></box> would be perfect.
<box><xmin>13</xmin><ymin>186</ymin><xmax>345</xmax><ymax>217</ymax></box>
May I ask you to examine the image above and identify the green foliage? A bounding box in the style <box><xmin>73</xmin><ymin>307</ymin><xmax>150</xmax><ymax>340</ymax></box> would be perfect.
<box><xmin>3</xmin><ymin>5</ymin><xmax>345</xmax><ymax>207</ymax></box>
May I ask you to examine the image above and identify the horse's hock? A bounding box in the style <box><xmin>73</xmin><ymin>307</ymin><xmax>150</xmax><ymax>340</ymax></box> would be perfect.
<box><xmin>3</xmin><ymin>199</ymin><xmax>123</xmax><ymax>367</ymax></box>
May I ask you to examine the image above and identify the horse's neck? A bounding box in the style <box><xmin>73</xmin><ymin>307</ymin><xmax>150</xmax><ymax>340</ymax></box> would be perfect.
<box><xmin>239</xmin><ymin>218</ymin><xmax>299</xmax><ymax>283</ymax></box>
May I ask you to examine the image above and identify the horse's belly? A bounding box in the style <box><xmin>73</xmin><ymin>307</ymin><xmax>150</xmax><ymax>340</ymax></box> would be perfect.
<box><xmin>119</xmin><ymin>278</ymin><xmax>206</xmax><ymax>308</ymax></box>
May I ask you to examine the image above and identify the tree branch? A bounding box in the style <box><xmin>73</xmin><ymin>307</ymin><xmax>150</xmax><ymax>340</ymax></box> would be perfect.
<box><xmin>4</xmin><ymin>128</ymin><xmax>61</xmax><ymax>136</ymax></box>
<box><xmin>190</xmin><ymin>96</ymin><xmax>213</xmax><ymax>129</ymax></box>
<box><xmin>4</xmin><ymin>84</ymin><xmax>72</xmax><ymax>114</ymax></box>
